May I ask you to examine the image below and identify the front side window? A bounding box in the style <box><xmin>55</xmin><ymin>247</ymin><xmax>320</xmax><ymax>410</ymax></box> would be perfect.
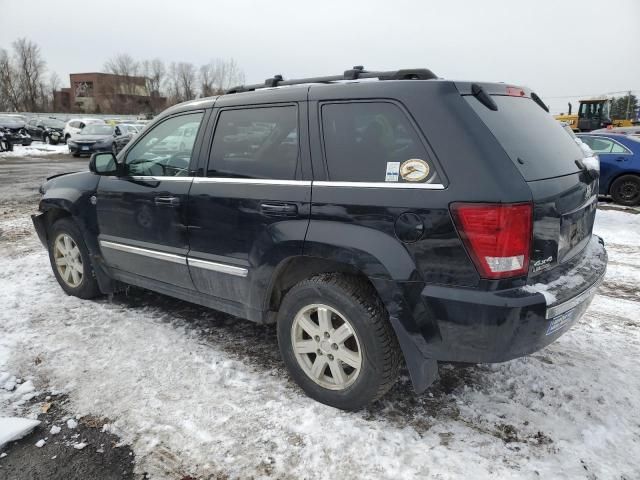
<box><xmin>125</xmin><ymin>112</ymin><xmax>204</xmax><ymax>177</ymax></box>
<box><xmin>321</xmin><ymin>102</ymin><xmax>437</xmax><ymax>183</ymax></box>
<box><xmin>208</xmin><ymin>106</ymin><xmax>298</xmax><ymax>179</ymax></box>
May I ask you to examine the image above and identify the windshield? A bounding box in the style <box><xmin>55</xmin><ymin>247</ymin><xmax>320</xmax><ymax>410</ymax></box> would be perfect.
<box><xmin>81</xmin><ymin>125</ymin><xmax>114</xmax><ymax>135</ymax></box>
<box><xmin>43</xmin><ymin>118</ymin><xmax>65</xmax><ymax>128</ymax></box>
<box><xmin>465</xmin><ymin>95</ymin><xmax>584</xmax><ymax>181</ymax></box>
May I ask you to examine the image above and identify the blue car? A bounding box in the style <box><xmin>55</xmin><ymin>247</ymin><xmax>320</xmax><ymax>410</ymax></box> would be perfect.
<box><xmin>577</xmin><ymin>133</ymin><xmax>640</xmax><ymax>206</ymax></box>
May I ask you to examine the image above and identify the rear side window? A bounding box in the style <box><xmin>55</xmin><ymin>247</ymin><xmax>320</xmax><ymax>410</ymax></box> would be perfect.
<box><xmin>465</xmin><ymin>96</ymin><xmax>584</xmax><ymax>181</ymax></box>
<box><xmin>208</xmin><ymin>106</ymin><xmax>299</xmax><ymax>180</ymax></box>
<box><xmin>580</xmin><ymin>136</ymin><xmax>630</xmax><ymax>154</ymax></box>
<box><xmin>321</xmin><ymin>102</ymin><xmax>439</xmax><ymax>183</ymax></box>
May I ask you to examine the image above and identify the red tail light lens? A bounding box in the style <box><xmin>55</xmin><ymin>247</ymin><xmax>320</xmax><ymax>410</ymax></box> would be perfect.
<box><xmin>451</xmin><ymin>203</ymin><xmax>532</xmax><ymax>279</ymax></box>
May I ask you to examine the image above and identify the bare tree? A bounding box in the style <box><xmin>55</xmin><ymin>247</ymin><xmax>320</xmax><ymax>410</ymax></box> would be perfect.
<box><xmin>199</xmin><ymin>58</ymin><xmax>245</xmax><ymax>97</ymax></box>
<box><xmin>13</xmin><ymin>38</ymin><xmax>47</xmax><ymax>111</ymax></box>
<box><xmin>166</xmin><ymin>61</ymin><xmax>197</xmax><ymax>104</ymax></box>
<box><xmin>142</xmin><ymin>58</ymin><xmax>165</xmax><ymax>97</ymax></box>
<box><xmin>0</xmin><ymin>48</ymin><xmax>21</xmax><ymax>111</ymax></box>
<box><xmin>48</xmin><ymin>71</ymin><xmax>61</xmax><ymax>111</ymax></box>
<box><xmin>104</xmin><ymin>53</ymin><xmax>140</xmax><ymax>95</ymax></box>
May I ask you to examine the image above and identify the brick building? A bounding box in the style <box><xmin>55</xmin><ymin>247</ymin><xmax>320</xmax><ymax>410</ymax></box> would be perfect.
<box><xmin>53</xmin><ymin>72</ymin><xmax>166</xmax><ymax>115</ymax></box>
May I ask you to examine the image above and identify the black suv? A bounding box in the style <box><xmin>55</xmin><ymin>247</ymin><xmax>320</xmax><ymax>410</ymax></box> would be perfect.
<box><xmin>32</xmin><ymin>67</ymin><xmax>607</xmax><ymax>410</ymax></box>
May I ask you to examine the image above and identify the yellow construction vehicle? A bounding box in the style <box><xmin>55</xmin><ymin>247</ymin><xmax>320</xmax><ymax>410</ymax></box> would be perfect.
<box><xmin>555</xmin><ymin>98</ymin><xmax>634</xmax><ymax>132</ymax></box>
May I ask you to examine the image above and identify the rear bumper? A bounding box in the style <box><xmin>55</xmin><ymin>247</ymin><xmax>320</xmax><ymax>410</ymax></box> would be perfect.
<box><xmin>419</xmin><ymin>235</ymin><xmax>607</xmax><ymax>363</ymax></box>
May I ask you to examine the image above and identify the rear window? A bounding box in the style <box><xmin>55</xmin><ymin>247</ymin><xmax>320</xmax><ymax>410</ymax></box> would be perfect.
<box><xmin>465</xmin><ymin>95</ymin><xmax>583</xmax><ymax>181</ymax></box>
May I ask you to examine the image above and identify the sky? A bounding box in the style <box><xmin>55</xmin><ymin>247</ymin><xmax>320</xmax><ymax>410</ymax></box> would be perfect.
<box><xmin>1</xmin><ymin>0</ymin><xmax>639</xmax><ymax>114</ymax></box>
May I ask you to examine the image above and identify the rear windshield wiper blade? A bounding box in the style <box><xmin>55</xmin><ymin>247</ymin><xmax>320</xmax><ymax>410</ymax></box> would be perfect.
<box><xmin>471</xmin><ymin>83</ymin><xmax>498</xmax><ymax>111</ymax></box>
<box><xmin>531</xmin><ymin>92</ymin><xmax>549</xmax><ymax>112</ymax></box>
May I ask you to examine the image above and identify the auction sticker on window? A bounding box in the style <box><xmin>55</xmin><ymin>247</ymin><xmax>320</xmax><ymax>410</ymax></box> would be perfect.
<box><xmin>400</xmin><ymin>159</ymin><xmax>430</xmax><ymax>182</ymax></box>
<box><xmin>385</xmin><ymin>162</ymin><xmax>400</xmax><ymax>182</ymax></box>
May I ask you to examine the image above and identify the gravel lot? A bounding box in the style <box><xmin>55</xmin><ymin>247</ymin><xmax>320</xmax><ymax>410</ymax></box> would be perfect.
<box><xmin>1</xmin><ymin>147</ymin><xmax>639</xmax><ymax>479</ymax></box>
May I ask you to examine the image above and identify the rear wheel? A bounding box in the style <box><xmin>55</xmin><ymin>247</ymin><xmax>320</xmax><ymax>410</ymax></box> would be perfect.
<box><xmin>610</xmin><ymin>174</ymin><xmax>640</xmax><ymax>206</ymax></box>
<box><xmin>47</xmin><ymin>218</ymin><xmax>100</xmax><ymax>299</ymax></box>
<box><xmin>277</xmin><ymin>274</ymin><xmax>400</xmax><ymax>410</ymax></box>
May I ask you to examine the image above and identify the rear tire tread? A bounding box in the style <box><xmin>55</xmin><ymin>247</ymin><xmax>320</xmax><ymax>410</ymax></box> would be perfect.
<box><xmin>287</xmin><ymin>273</ymin><xmax>401</xmax><ymax>403</ymax></box>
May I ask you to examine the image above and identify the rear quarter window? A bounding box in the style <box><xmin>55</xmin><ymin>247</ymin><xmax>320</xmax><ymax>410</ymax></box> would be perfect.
<box><xmin>321</xmin><ymin>102</ymin><xmax>440</xmax><ymax>184</ymax></box>
<box><xmin>465</xmin><ymin>96</ymin><xmax>584</xmax><ymax>181</ymax></box>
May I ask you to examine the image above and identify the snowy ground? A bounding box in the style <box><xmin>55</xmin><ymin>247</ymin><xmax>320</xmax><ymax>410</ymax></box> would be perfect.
<box><xmin>1</xmin><ymin>154</ymin><xmax>639</xmax><ymax>479</ymax></box>
<box><xmin>0</xmin><ymin>143</ymin><xmax>69</xmax><ymax>158</ymax></box>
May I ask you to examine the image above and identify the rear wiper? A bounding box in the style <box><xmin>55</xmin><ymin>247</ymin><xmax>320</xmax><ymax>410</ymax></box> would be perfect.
<box><xmin>531</xmin><ymin>92</ymin><xmax>549</xmax><ymax>112</ymax></box>
<box><xmin>471</xmin><ymin>83</ymin><xmax>498</xmax><ymax>111</ymax></box>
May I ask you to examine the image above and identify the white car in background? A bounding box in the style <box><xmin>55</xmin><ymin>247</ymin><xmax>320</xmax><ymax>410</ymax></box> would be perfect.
<box><xmin>62</xmin><ymin>118</ymin><xmax>106</xmax><ymax>143</ymax></box>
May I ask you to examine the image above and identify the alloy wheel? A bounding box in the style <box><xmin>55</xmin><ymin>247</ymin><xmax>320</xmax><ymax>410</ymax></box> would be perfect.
<box><xmin>53</xmin><ymin>233</ymin><xmax>84</xmax><ymax>288</ymax></box>
<box><xmin>290</xmin><ymin>304</ymin><xmax>362</xmax><ymax>390</ymax></box>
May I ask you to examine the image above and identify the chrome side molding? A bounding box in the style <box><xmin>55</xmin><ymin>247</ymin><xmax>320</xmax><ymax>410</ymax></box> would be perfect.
<box><xmin>99</xmin><ymin>240</ymin><xmax>248</xmax><ymax>277</ymax></box>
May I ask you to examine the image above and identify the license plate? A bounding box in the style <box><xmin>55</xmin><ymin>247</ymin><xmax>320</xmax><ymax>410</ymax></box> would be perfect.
<box><xmin>546</xmin><ymin>309</ymin><xmax>577</xmax><ymax>335</ymax></box>
<box><xmin>81</xmin><ymin>146</ymin><xmax>89</xmax><ymax>151</ymax></box>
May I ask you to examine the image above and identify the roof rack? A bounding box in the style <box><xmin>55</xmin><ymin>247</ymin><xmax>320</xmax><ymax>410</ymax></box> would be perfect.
<box><xmin>226</xmin><ymin>66</ymin><xmax>437</xmax><ymax>94</ymax></box>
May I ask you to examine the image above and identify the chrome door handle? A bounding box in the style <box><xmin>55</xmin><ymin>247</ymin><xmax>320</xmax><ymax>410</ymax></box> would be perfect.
<box><xmin>260</xmin><ymin>202</ymin><xmax>298</xmax><ymax>217</ymax></box>
<box><xmin>154</xmin><ymin>196</ymin><xmax>180</xmax><ymax>206</ymax></box>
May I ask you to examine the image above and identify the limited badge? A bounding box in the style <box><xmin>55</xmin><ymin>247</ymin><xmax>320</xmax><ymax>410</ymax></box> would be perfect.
<box><xmin>400</xmin><ymin>159</ymin><xmax>430</xmax><ymax>182</ymax></box>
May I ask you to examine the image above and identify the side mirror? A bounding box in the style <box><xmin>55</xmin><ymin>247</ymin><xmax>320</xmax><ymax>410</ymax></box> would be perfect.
<box><xmin>89</xmin><ymin>152</ymin><xmax>119</xmax><ymax>176</ymax></box>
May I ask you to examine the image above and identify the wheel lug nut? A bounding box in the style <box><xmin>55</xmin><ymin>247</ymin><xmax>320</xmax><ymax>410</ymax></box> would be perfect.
<box><xmin>324</xmin><ymin>332</ymin><xmax>330</xmax><ymax>339</ymax></box>
<box><xmin>331</xmin><ymin>343</ymin><xmax>338</xmax><ymax>350</ymax></box>
<box><xmin>328</xmin><ymin>354</ymin><xmax>334</xmax><ymax>361</ymax></box>
<box><xmin>314</xmin><ymin>335</ymin><xmax>320</xmax><ymax>342</ymax></box>
<box><xmin>317</xmin><ymin>349</ymin><xmax>323</xmax><ymax>355</ymax></box>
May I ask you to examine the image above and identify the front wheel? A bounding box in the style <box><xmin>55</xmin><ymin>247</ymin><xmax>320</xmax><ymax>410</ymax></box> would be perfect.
<box><xmin>277</xmin><ymin>274</ymin><xmax>400</xmax><ymax>410</ymax></box>
<box><xmin>47</xmin><ymin>218</ymin><xmax>100</xmax><ymax>299</ymax></box>
<box><xmin>610</xmin><ymin>174</ymin><xmax>640</xmax><ymax>206</ymax></box>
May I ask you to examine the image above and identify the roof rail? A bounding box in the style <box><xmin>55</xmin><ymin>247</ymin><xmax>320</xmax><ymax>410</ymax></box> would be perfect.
<box><xmin>226</xmin><ymin>66</ymin><xmax>437</xmax><ymax>94</ymax></box>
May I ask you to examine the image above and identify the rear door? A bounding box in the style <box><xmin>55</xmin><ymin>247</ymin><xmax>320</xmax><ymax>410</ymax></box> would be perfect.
<box><xmin>463</xmin><ymin>88</ymin><xmax>598</xmax><ymax>274</ymax></box>
<box><xmin>97</xmin><ymin>111</ymin><xmax>206</xmax><ymax>289</ymax></box>
<box><xmin>187</xmin><ymin>103</ymin><xmax>311</xmax><ymax>311</ymax></box>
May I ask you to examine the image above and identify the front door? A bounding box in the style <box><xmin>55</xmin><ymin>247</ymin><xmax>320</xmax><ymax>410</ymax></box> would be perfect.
<box><xmin>187</xmin><ymin>103</ymin><xmax>311</xmax><ymax>313</ymax></box>
<box><xmin>97</xmin><ymin>111</ymin><xmax>206</xmax><ymax>289</ymax></box>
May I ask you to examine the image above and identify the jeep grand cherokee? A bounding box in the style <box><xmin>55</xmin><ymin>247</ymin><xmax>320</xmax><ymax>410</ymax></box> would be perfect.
<box><xmin>32</xmin><ymin>67</ymin><xmax>607</xmax><ymax>410</ymax></box>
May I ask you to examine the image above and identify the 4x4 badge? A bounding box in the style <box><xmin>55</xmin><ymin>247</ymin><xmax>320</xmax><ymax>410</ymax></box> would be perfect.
<box><xmin>400</xmin><ymin>159</ymin><xmax>430</xmax><ymax>182</ymax></box>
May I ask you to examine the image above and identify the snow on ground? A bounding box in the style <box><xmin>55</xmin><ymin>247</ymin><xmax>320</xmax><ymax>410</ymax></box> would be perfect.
<box><xmin>0</xmin><ymin>418</ymin><xmax>41</xmax><ymax>449</ymax></box>
<box><xmin>1</xmin><ymin>204</ymin><xmax>639</xmax><ymax>478</ymax></box>
<box><xmin>0</xmin><ymin>143</ymin><xmax>69</xmax><ymax>159</ymax></box>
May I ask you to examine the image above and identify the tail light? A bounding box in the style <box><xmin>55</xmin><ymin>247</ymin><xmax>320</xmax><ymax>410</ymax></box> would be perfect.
<box><xmin>451</xmin><ymin>202</ymin><xmax>532</xmax><ymax>279</ymax></box>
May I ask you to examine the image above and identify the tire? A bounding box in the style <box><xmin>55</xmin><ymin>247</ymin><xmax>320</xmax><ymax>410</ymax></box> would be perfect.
<box><xmin>277</xmin><ymin>273</ymin><xmax>401</xmax><ymax>410</ymax></box>
<box><xmin>610</xmin><ymin>174</ymin><xmax>640</xmax><ymax>206</ymax></box>
<box><xmin>112</xmin><ymin>142</ymin><xmax>118</xmax><ymax>156</ymax></box>
<box><xmin>64</xmin><ymin>134</ymin><xmax>70</xmax><ymax>144</ymax></box>
<box><xmin>47</xmin><ymin>218</ymin><xmax>100</xmax><ymax>299</ymax></box>
<box><xmin>44</xmin><ymin>135</ymin><xmax>51</xmax><ymax>145</ymax></box>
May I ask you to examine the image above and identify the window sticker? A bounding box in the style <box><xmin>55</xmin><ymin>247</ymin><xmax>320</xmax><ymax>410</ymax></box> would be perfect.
<box><xmin>400</xmin><ymin>159</ymin><xmax>430</xmax><ymax>182</ymax></box>
<box><xmin>385</xmin><ymin>162</ymin><xmax>400</xmax><ymax>182</ymax></box>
